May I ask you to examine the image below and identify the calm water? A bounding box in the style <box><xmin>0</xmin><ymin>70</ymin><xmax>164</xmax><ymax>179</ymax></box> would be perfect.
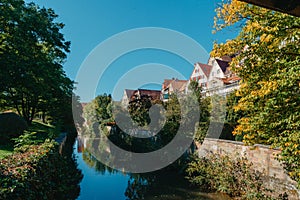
<box><xmin>74</xmin><ymin>139</ymin><xmax>230</xmax><ymax>200</ymax></box>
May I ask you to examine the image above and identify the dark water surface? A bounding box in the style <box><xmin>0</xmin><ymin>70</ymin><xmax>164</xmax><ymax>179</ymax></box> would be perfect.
<box><xmin>74</xmin><ymin>140</ymin><xmax>230</xmax><ymax>200</ymax></box>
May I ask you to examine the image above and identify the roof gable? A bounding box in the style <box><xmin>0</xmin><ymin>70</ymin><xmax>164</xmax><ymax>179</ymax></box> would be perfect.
<box><xmin>216</xmin><ymin>59</ymin><xmax>230</xmax><ymax>73</ymax></box>
<box><xmin>169</xmin><ymin>80</ymin><xmax>188</xmax><ymax>92</ymax></box>
<box><xmin>125</xmin><ymin>89</ymin><xmax>135</xmax><ymax>99</ymax></box>
<box><xmin>197</xmin><ymin>63</ymin><xmax>213</xmax><ymax>78</ymax></box>
<box><xmin>163</xmin><ymin>79</ymin><xmax>187</xmax><ymax>89</ymax></box>
<box><xmin>216</xmin><ymin>75</ymin><xmax>241</xmax><ymax>85</ymax></box>
<box><xmin>137</xmin><ymin>89</ymin><xmax>161</xmax><ymax>100</ymax></box>
<box><xmin>162</xmin><ymin>79</ymin><xmax>173</xmax><ymax>89</ymax></box>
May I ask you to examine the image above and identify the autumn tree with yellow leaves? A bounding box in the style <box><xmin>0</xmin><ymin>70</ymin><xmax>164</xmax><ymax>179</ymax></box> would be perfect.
<box><xmin>212</xmin><ymin>0</ymin><xmax>300</xmax><ymax>187</ymax></box>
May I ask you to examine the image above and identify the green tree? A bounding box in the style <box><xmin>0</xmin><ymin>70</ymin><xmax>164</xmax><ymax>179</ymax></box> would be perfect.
<box><xmin>226</xmin><ymin>91</ymin><xmax>242</xmax><ymax>128</ymax></box>
<box><xmin>94</xmin><ymin>93</ymin><xmax>112</xmax><ymax>123</ymax></box>
<box><xmin>188</xmin><ymin>80</ymin><xmax>202</xmax><ymax>101</ymax></box>
<box><xmin>82</xmin><ymin>93</ymin><xmax>113</xmax><ymax>135</ymax></box>
<box><xmin>0</xmin><ymin>0</ymin><xmax>73</xmax><ymax>124</ymax></box>
<box><xmin>188</xmin><ymin>80</ymin><xmax>210</xmax><ymax>124</ymax></box>
<box><xmin>83</xmin><ymin>100</ymin><xmax>97</xmax><ymax>132</ymax></box>
<box><xmin>160</xmin><ymin>94</ymin><xmax>181</xmax><ymax>144</ymax></box>
<box><xmin>188</xmin><ymin>80</ymin><xmax>211</xmax><ymax>142</ymax></box>
<box><xmin>128</xmin><ymin>94</ymin><xmax>152</xmax><ymax>127</ymax></box>
<box><xmin>212</xmin><ymin>0</ymin><xmax>300</xmax><ymax>186</ymax></box>
<box><xmin>225</xmin><ymin>91</ymin><xmax>244</xmax><ymax>141</ymax></box>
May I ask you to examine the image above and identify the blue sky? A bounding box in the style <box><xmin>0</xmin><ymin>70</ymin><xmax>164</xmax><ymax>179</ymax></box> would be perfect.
<box><xmin>25</xmin><ymin>0</ymin><xmax>238</xmax><ymax>102</ymax></box>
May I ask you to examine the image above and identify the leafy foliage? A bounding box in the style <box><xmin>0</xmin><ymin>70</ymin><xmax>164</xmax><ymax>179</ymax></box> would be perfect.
<box><xmin>0</xmin><ymin>140</ymin><xmax>82</xmax><ymax>199</ymax></box>
<box><xmin>0</xmin><ymin>0</ymin><xmax>73</xmax><ymax>124</ymax></box>
<box><xmin>0</xmin><ymin>144</ymin><xmax>13</xmax><ymax>159</ymax></box>
<box><xmin>225</xmin><ymin>91</ymin><xmax>243</xmax><ymax>128</ymax></box>
<box><xmin>83</xmin><ymin>94</ymin><xmax>112</xmax><ymax>131</ymax></box>
<box><xmin>212</xmin><ymin>0</ymin><xmax>300</xmax><ymax>186</ymax></box>
<box><xmin>188</xmin><ymin>81</ymin><xmax>210</xmax><ymax>143</ymax></box>
<box><xmin>128</xmin><ymin>94</ymin><xmax>153</xmax><ymax>127</ymax></box>
<box><xmin>12</xmin><ymin>121</ymin><xmax>60</xmax><ymax>151</ymax></box>
<box><xmin>0</xmin><ymin>112</ymin><xmax>28</xmax><ymax>144</ymax></box>
<box><xmin>186</xmin><ymin>153</ymin><xmax>283</xmax><ymax>199</ymax></box>
<box><xmin>94</xmin><ymin>93</ymin><xmax>113</xmax><ymax>123</ymax></box>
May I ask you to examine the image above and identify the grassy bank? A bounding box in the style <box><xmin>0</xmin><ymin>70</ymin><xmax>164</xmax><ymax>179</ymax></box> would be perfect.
<box><xmin>0</xmin><ymin>144</ymin><xmax>13</xmax><ymax>159</ymax></box>
<box><xmin>27</xmin><ymin>121</ymin><xmax>60</xmax><ymax>139</ymax></box>
<box><xmin>0</xmin><ymin>120</ymin><xmax>59</xmax><ymax>159</ymax></box>
<box><xmin>0</xmin><ymin>140</ymin><xmax>82</xmax><ymax>199</ymax></box>
<box><xmin>0</xmin><ymin>119</ymin><xmax>82</xmax><ymax>199</ymax></box>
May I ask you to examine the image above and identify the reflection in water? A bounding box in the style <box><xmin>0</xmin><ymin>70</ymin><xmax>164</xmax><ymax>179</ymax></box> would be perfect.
<box><xmin>78</xmin><ymin>122</ymin><xmax>197</xmax><ymax>174</ymax></box>
<box><xmin>125</xmin><ymin>175</ymin><xmax>150</xmax><ymax>200</ymax></box>
<box><xmin>76</xmin><ymin>137</ymin><xmax>231</xmax><ymax>200</ymax></box>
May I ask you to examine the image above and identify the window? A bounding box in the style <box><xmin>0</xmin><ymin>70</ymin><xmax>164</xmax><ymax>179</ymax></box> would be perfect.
<box><xmin>217</xmin><ymin>69</ymin><xmax>220</xmax><ymax>74</ymax></box>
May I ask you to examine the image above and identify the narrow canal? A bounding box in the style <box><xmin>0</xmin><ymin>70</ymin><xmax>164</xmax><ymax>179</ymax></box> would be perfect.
<box><xmin>73</xmin><ymin>139</ymin><xmax>230</xmax><ymax>200</ymax></box>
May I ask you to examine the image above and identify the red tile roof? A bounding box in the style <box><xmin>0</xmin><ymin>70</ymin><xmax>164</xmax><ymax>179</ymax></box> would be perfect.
<box><xmin>196</xmin><ymin>63</ymin><xmax>213</xmax><ymax>78</ymax></box>
<box><xmin>218</xmin><ymin>76</ymin><xmax>241</xmax><ymax>85</ymax></box>
<box><xmin>138</xmin><ymin>89</ymin><xmax>161</xmax><ymax>100</ymax></box>
<box><xmin>80</xmin><ymin>103</ymin><xmax>88</xmax><ymax>108</ymax></box>
<box><xmin>162</xmin><ymin>79</ymin><xmax>173</xmax><ymax>89</ymax></box>
<box><xmin>162</xmin><ymin>79</ymin><xmax>187</xmax><ymax>92</ymax></box>
<box><xmin>171</xmin><ymin>80</ymin><xmax>188</xmax><ymax>92</ymax></box>
<box><xmin>129</xmin><ymin>89</ymin><xmax>161</xmax><ymax>101</ymax></box>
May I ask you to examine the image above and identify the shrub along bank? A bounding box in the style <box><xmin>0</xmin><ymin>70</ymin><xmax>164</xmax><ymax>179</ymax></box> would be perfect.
<box><xmin>186</xmin><ymin>153</ymin><xmax>288</xmax><ymax>200</ymax></box>
<box><xmin>0</xmin><ymin>140</ymin><xmax>82</xmax><ymax>199</ymax></box>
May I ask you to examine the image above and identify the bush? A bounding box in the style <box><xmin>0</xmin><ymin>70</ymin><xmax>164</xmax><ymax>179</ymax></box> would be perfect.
<box><xmin>0</xmin><ymin>140</ymin><xmax>83</xmax><ymax>199</ymax></box>
<box><xmin>0</xmin><ymin>112</ymin><xmax>28</xmax><ymax>144</ymax></box>
<box><xmin>206</xmin><ymin>122</ymin><xmax>235</xmax><ymax>141</ymax></box>
<box><xmin>186</xmin><ymin>153</ymin><xmax>284</xmax><ymax>200</ymax></box>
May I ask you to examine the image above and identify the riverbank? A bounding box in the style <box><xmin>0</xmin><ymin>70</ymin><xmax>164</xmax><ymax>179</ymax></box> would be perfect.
<box><xmin>0</xmin><ymin>144</ymin><xmax>13</xmax><ymax>159</ymax></box>
<box><xmin>0</xmin><ymin>140</ymin><xmax>82</xmax><ymax>199</ymax></box>
<box><xmin>197</xmin><ymin>138</ymin><xmax>300</xmax><ymax>199</ymax></box>
<box><xmin>0</xmin><ymin>120</ymin><xmax>56</xmax><ymax>159</ymax></box>
<box><xmin>74</xmin><ymin>138</ymin><xmax>232</xmax><ymax>200</ymax></box>
<box><xmin>77</xmin><ymin>132</ymin><xmax>290</xmax><ymax>199</ymax></box>
<box><xmin>0</xmin><ymin>119</ymin><xmax>83</xmax><ymax>199</ymax></box>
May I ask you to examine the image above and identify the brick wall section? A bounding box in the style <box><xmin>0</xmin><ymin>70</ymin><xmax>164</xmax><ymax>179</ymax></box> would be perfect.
<box><xmin>197</xmin><ymin>138</ymin><xmax>300</xmax><ymax>199</ymax></box>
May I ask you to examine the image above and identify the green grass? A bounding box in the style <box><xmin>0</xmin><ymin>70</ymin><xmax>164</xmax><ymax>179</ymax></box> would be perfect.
<box><xmin>28</xmin><ymin>120</ymin><xmax>55</xmax><ymax>132</ymax></box>
<box><xmin>0</xmin><ymin>144</ymin><xmax>13</xmax><ymax>159</ymax></box>
<box><xmin>0</xmin><ymin>120</ymin><xmax>59</xmax><ymax>159</ymax></box>
<box><xmin>27</xmin><ymin>120</ymin><xmax>60</xmax><ymax>140</ymax></box>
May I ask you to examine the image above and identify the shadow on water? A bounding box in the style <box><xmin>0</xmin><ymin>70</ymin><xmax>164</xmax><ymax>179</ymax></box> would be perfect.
<box><xmin>76</xmin><ymin>136</ymin><xmax>231</xmax><ymax>200</ymax></box>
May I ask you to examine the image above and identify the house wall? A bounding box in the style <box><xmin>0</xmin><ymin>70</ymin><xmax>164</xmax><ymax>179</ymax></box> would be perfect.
<box><xmin>139</xmin><ymin>90</ymin><xmax>161</xmax><ymax>101</ymax></box>
<box><xmin>191</xmin><ymin>63</ymin><xmax>208</xmax><ymax>87</ymax></box>
<box><xmin>121</xmin><ymin>91</ymin><xmax>129</xmax><ymax>106</ymax></box>
<box><xmin>197</xmin><ymin>138</ymin><xmax>300</xmax><ymax>199</ymax></box>
<box><xmin>206</xmin><ymin>81</ymin><xmax>240</xmax><ymax>96</ymax></box>
<box><xmin>209</xmin><ymin>59</ymin><xmax>225</xmax><ymax>80</ymax></box>
<box><xmin>207</xmin><ymin>78</ymin><xmax>224</xmax><ymax>91</ymax></box>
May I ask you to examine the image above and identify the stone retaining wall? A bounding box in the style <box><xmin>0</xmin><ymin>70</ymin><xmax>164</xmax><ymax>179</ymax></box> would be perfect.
<box><xmin>197</xmin><ymin>138</ymin><xmax>300</xmax><ymax>199</ymax></box>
